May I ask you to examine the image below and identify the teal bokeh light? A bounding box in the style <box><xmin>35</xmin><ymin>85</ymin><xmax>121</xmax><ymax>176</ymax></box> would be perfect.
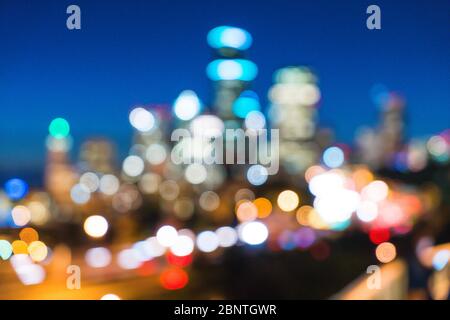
<box><xmin>207</xmin><ymin>26</ymin><xmax>252</xmax><ymax>50</ymax></box>
<box><xmin>206</xmin><ymin>59</ymin><xmax>258</xmax><ymax>81</ymax></box>
<box><xmin>232</xmin><ymin>91</ymin><xmax>261</xmax><ymax>118</ymax></box>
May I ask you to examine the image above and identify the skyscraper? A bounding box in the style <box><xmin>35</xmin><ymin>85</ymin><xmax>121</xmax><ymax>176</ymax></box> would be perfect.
<box><xmin>268</xmin><ymin>66</ymin><xmax>321</xmax><ymax>174</ymax></box>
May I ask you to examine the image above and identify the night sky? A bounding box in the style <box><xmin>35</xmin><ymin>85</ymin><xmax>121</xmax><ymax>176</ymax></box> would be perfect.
<box><xmin>1</xmin><ymin>0</ymin><xmax>449</xmax><ymax>175</ymax></box>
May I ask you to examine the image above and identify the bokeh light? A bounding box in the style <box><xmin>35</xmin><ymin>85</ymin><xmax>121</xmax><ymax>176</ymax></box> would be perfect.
<box><xmin>277</xmin><ymin>190</ymin><xmax>300</xmax><ymax>212</ymax></box>
<box><xmin>83</xmin><ymin>215</ymin><xmax>109</xmax><ymax>238</ymax></box>
<box><xmin>49</xmin><ymin>117</ymin><xmax>70</xmax><ymax>139</ymax></box>
<box><xmin>375</xmin><ymin>242</ymin><xmax>397</xmax><ymax>263</ymax></box>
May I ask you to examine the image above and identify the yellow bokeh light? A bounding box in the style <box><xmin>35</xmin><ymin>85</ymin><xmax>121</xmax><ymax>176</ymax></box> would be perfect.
<box><xmin>277</xmin><ymin>190</ymin><xmax>300</xmax><ymax>212</ymax></box>
<box><xmin>253</xmin><ymin>198</ymin><xmax>272</xmax><ymax>219</ymax></box>
<box><xmin>83</xmin><ymin>215</ymin><xmax>109</xmax><ymax>238</ymax></box>
<box><xmin>28</xmin><ymin>241</ymin><xmax>48</xmax><ymax>262</ymax></box>
<box><xmin>352</xmin><ymin>167</ymin><xmax>374</xmax><ymax>191</ymax></box>
<box><xmin>296</xmin><ymin>205</ymin><xmax>314</xmax><ymax>226</ymax></box>
<box><xmin>19</xmin><ymin>227</ymin><xmax>39</xmax><ymax>244</ymax></box>
<box><xmin>308</xmin><ymin>209</ymin><xmax>330</xmax><ymax>230</ymax></box>
<box><xmin>27</xmin><ymin>201</ymin><xmax>50</xmax><ymax>225</ymax></box>
<box><xmin>12</xmin><ymin>240</ymin><xmax>28</xmax><ymax>254</ymax></box>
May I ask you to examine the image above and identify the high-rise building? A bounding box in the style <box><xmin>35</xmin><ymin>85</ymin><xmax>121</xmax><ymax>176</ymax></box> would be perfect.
<box><xmin>79</xmin><ymin>138</ymin><xmax>116</xmax><ymax>174</ymax></box>
<box><xmin>268</xmin><ymin>66</ymin><xmax>321</xmax><ymax>174</ymax></box>
<box><xmin>206</xmin><ymin>26</ymin><xmax>257</xmax><ymax>127</ymax></box>
<box><xmin>44</xmin><ymin>135</ymin><xmax>77</xmax><ymax>208</ymax></box>
<box><xmin>356</xmin><ymin>92</ymin><xmax>406</xmax><ymax>169</ymax></box>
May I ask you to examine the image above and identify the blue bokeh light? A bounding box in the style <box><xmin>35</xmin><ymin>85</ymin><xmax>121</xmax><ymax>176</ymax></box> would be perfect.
<box><xmin>207</xmin><ymin>26</ymin><xmax>252</xmax><ymax>50</ymax></box>
<box><xmin>322</xmin><ymin>146</ymin><xmax>345</xmax><ymax>168</ymax></box>
<box><xmin>206</xmin><ymin>59</ymin><xmax>258</xmax><ymax>81</ymax></box>
<box><xmin>232</xmin><ymin>91</ymin><xmax>261</xmax><ymax>118</ymax></box>
<box><xmin>4</xmin><ymin>178</ymin><xmax>29</xmax><ymax>201</ymax></box>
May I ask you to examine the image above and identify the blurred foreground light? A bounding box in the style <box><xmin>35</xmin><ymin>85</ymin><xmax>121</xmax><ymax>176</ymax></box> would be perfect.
<box><xmin>19</xmin><ymin>227</ymin><xmax>39</xmax><ymax>243</ymax></box>
<box><xmin>294</xmin><ymin>228</ymin><xmax>316</xmax><ymax>249</ymax></box>
<box><xmin>99</xmin><ymin>174</ymin><xmax>120</xmax><ymax>195</ymax></box>
<box><xmin>236</xmin><ymin>201</ymin><xmax>258</xmax><ymax>222</ymax></box>
<box><xmin>173</xmin><ymin>90</ymin><xmax>202</xmax><ymax>121</ymax></box>
<box><xmin>0</xmin><ymin>240</ymin><xmax>13</xmax><ymax>260</ymax></box>
<box><xmin>233</xmin><ymin>91</ymin><xmax>260</xmax><ymax>118</ymax></box>
<box><xmin>49</xmin><ymin>117</ymin><xmax>70</xmax><ymax>139</ymax></box>
<box><xmin>247</xmin><ymin>165</ymin><xmax>268</xmax><ymax>186</ymax></box>
<box><xmin>80</xmin><ymin>172</ymin><xmax>100</xmax><ymax>193</ymax></box>
<box><xmin>170</xmin><ymin>235</ymin><xmax>194</xmax><ymax>257</ymax></box>
<box><xmin>146</xmin><ymin>236</ymin><xmax>166</xmax><ymax>257</ymax></box>
<box><xmin>12</xmin><ymin>240</ymin><xmax>28</xmax><ymax>254</ymax></box>
<box><xmin>244</xmin><ymin>111</ymin><xmax>266</xmax><ymax>130</ymax></box>
<box><xmin>46</xmin><ymin>135</ymin><xmax>72</xmax><ymax>152</ymax></box>
<box><xmin>199</xmin><ymin>191</ymin><xmax>220</xmax><ymax>211</ymax></box>
<box><xmin>85</xmin><ymin>247</ymin><xmax>111</xmax><ymax>268</ymax></box>
<box><xmin>190</xmin><ymin>115</ymin><xmax>224</xmax><ymax>138</ymax></box>
<box><xmin>216</xmin><ymin>226</ymin><xmax>238</xmax><ymax>247</ymax></box>
<box><xmin>11</xmin><ymin>254</ymin><xmax>46</xmax><ymax>285</ymax></box>
<box><xmin>160</xmin><ymin>268</ymin><xmax>189</xmax><ymax>290</ymax></box>
<box><xmin>196</xmin><ymin>231</ymin><xmax>219</xmax><ymax>253</ymax></box>
<box><xmin>70</xmin><ymin>184</ymin><xmax>91</xmax><ymax>205</ymax></box>
<box><xmin>84</xmin><ymin>215</ymin><xmax>108</xmax><ymax>238</ymax></box>
<box><xmin>207</xmin><ymin>59</ymin><xmax>257</xmax><ymax>81</ymax></box>
<box><xmin>361</xmin><ymin>180</ymin><xmax>389</xmax><ymax>202</ymax></box>
<box><xmin>117</xmin><ymin>249</ymin><xmax>141</xmax><ymax>270</ymax></box>
<box><xmin>28</xmin><ymin>241</ymin><xmax>48</xmax><ymax>262</ymax></box>
<box><xmin>207</xmin><ymin>26</ymin><xmax>252</xmax><ymax>50</ymax></box>
<box><xmin>185</xmin><ymin>163</ymin><xmax>207</xmax><ymax>184</ymax></box>
<box><xmin>238</xmin><ymin>221</ymin><xmax>268</xmax><ymax>245</ymax></box>
<box><xmin>159</xmin><ymin>180</ymin><xmax>180</xmax><ymax>201</ymax></box>
<box><xmin>4</xmin><ymin>178</ymin><xmax>28</xmax><ymax>201</ymax></box>
<box><xmin>129</xmin><ymin>107</ymin><xmax>155</xmax><ymax>132</ymax></box>
<box><xmin>132</xmin><ymin>241</ymin><xmax>154</xmax><ymax>262</ymax></box>
<box><xmin>156</xmin><ymin>225</ymin><xmax>178</xmax><ymax>247</ymax></box>
<box><xmin>432</xmin><ymin>250</ymin><xmax>450</xmax><ymax>271</ymax></box>
<box><xmin>253</xmin><ymin>197</ymin><xmax>272</xmax><ymax>219</ymax></box>
<box><xmin>314</xmin><ymin>189</ymin><xmax>360</xmax><ymax>224</ymax></box>
<box><xmin>277</xmin><ymin>190</ymin><xmax>300</xmax><ymax>212</ymax></box>
<box><xmin>356</xmin><ymin>201</ymin><xmax>379</xmax><ymax>222</ymax></box>
<box><xmin>123</xmin><ymin>155</ymin><xmax>145</xmax><ymax>177</ymax></box>
<box><xmin>427</xmin><ymin>135</ymin><xmax>449</xmax><ymax>161</ymax></box>
<box><xmin>308</xmin><ymin>172</ymin><xmax>345</xmax><ymax>197</ymax></box>
<box><xmin>139</xmin><ymin>173</ymin><xmax>161</xmax><ymax>194</ymax></box>
<box><xmin>323</xmin><ymin>146</ymin><xmax>345</xmax><ymax>168</ymax></box>
<box><xmin>146</xmin><ymin>144</ymin><xmax>167</xmax><ymax>165</ymax></box>
<box><xmin>12</xmin><ymin>205</ymin><xmax>31</xmax><ymax>226</ymax></box>
<box><xmin>375</xmin><ymin>242</ymin><xmax>397</xmax><ymax>263</ymax></box>
<box><xmin>101</xmin><ymin>294</ymin><xmax>121</xmax><ymax>300</ymax></box>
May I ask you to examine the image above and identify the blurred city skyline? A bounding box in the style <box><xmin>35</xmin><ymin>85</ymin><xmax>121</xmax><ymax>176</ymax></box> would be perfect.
<box><xmin>1</xmin><ymin>0</ymin><xmax>449</xmax><ymax>174</ymax></box>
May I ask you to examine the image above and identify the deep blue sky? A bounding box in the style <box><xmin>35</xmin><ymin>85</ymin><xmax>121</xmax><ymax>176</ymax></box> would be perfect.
<box><xmin>1</xmin><ymin>0</ymin><xmax>449</xmax><ymax>174</ymax></box>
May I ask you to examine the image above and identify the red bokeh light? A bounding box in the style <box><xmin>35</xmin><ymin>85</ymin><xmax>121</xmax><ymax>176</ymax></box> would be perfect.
<box><xmin>369</xmin><ymin>228</ymin><xmax>390</xmax><ymax>244</ymax></box>
<box><xmin>166</xmin><ymin>251</ymin><xmax>193</xmax><ymax>267</ymax></box>
<box><xmin>160</xmin><ymin>268</ymin><xmax>189</xmax><ymax>290</ymax></box>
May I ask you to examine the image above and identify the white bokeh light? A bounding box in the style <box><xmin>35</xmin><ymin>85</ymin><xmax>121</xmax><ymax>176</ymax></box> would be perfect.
<box><xmin>173</xmin><ymin>90</ymin><xmax>202</xmax><ymax>121</ymax></box>
<box><xmin>129</xmin><ymin>107</ymin><xmax>155</xmax><ymax>132</ymax></box>
<box><xmin>196</xmin><ymin>231</ymin><xmax>219</xmax><ymax>253</ymax></box>
<box><xmin>156</xmin><ymin>225</ymin><xmax>178</xmax><ymax>247</ymax></box>
<box><xmin>238</xmin><ymin>221</ymin><xmax>268</xmax><ymax>245</ymax></box>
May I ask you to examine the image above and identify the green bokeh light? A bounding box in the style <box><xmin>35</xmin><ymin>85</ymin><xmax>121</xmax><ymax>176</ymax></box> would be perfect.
<box><xmin>49</xmin><ymin>118</ymin><xmax>70</xmax><ymax>139</ymax></box>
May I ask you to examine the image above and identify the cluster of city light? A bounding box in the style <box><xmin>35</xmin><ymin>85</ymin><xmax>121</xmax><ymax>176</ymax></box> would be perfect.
<box><xmin>1</xmin><ymin>24</ymin><xmax>446</xmax><ymax>298</ymax></box>
<box><xmin>0</xmin><ymin>216</ymin><xmax>49</xmax><ymax>285</ymax></box>
<box><xmin>83</xmin><ymin>220</ymin><xmax>269</xmax><ymax>273</ymax></box>
<box><xmin>303</xmin><ymin>165</ymin><xmax>423</xmax><ymax>235</ymax></box>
